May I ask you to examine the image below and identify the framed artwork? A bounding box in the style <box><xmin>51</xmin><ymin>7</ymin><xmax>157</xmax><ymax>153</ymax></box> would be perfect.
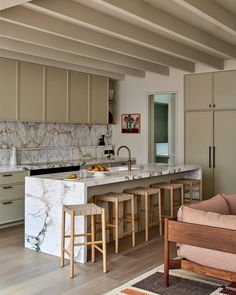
<box><xmin>121</xmin><ymin>113</ymin><xmax>141</xmax><ymax>134</ymax></box>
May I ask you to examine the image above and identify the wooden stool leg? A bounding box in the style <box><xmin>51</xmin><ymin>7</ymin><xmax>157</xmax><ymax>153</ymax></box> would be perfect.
<box><xmin>158</xmin><ymin>193</ymin><xmax>162</xmax><ymax>236</ymax></box>
<box><xmin>123</xmin><ymin>200</ymin><xmax>127</xmax><ymax>234</ymax></box>
<box><xmin>138</xmin><ymin>195</ymin><xmax>142</xmax><ymax>232</ymax></box>
<box><xmin>131</xmin><ymin>195</ymin><xmax>135</xmax><ymax>247</ymax></box>
<box><xmin>145</xmin><ymin>192</ymin><xmax>149</xmax><ymax>242</ymax></box>
<box><xmin>70</xmin><ymin>211</ymin><xmax>75</xmax><ymax>279</ymax></box>
<box><xmin>150</xmin><ymin>195</ymin><xmax>153</xmax><ymax>228</ymax></box>
<box><xmin>199</xmin><ymin>180</ymin><xmax>202</xmax><ymax>201</ymax></box>
<box><xmin>181</xmin><ymin>185</ymin><xmax>184</xmax><ymax>206</ymax></box>
<box><xmin>170</xmin><ymin>188</ymin><xmax>174</xmax><ymax>219</ymax></box>
<box><xmin>115</xmin><ymin>199</ymin><xmax>119</xmax><ymax>254</ymax></box>
<box><xmin>189</xmin><ymin>183</ymin><xmax>193</xmax><ymax>204</ymax></box>
<box><xmin>109</xmin><ymin>202</ymin><xmax>113</xmax><ymax>242</ymax></box>
<box><xmin>101</xmin><ymin>208</ymin><xmax>107</xmax><ymax>273</ymax></box>
<box><xmin>61</xmin><ymin>208</ymin><xmax>66</xmax><ymax>267</ymax></box>
<box><xmin>91</xmin><ymin>214</ymin><xmax>95</xmax><ymax>263</ymax></box>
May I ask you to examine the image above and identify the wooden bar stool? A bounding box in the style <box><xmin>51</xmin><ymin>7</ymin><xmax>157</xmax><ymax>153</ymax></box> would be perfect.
<box><xmin>94</xmin><ymin>192</ymin><xmax>135</xmax><ymax>254</ymax></box>
<box><xmin>61</xmin><ymin>203</ymin><xmax>107</xmax><ymax>278</ymax></box>
<box><xmin>174</xmin><ymin>178</ymin><xmax>202</xmax><ymax>204</ymax></box>
<box><xmin>124</xmin><ymin>187</ymin><xmax>162</xmax><ymax>242</ymax></box>
<box><xmin>151</xmin><ymin>183</ymin><xmax>184</xmax><ymax>219</ymax></box>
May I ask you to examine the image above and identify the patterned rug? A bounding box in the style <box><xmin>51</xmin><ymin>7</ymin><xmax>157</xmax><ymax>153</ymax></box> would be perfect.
<box><xmin>105</xmin><ymin>265</ymin><xmax>236</xmax><ymax>295</ymax></box>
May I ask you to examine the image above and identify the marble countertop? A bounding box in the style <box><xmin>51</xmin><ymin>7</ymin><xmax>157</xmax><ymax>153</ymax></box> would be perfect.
<box><xmin>28</xmin><ymin>163</ymin><xmax>201</xmax><ymax>187</ymax></box>
<box><xmin>0</xmin><ymin>157</ymin><xmax>135</xmax><ymax>173</ymax></box>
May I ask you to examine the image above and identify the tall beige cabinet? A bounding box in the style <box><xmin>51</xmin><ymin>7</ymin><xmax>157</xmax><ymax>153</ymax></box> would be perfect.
<box><xmin>185</xmin><ymin>70</ymin><xmax>236</xmax><ymax>199</ymax></box>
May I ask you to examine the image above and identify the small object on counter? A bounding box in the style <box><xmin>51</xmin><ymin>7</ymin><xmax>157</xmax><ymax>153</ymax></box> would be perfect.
<box><xmin>0</xmin><ymin>143</ymin><xmax>8</xmax><ymax>149</ymax></box>
<box><xmin>87</xmin><ymin>164</ymin><xmax>109</xmax><ymax>172</ymax></box>
<box><xmin>98</xmin><ymin>135</ymin><xmax>105</xmax><ymax>146</ymax></box>
<box><xmin>10</xmin><ymin>147</ymin><xmax>17</xmax><ymax>166</ymax></box>
<box><xmin>66</xmin><ymin>173</ymin><xmax>78</xmax><ymax>180</ymax></box>
<box><xmin>79</xmin><ymin>169</ymin><xmax>87</xmax><ymax>179</ymax></box>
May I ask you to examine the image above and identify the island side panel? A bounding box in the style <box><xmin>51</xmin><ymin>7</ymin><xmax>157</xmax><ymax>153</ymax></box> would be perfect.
<box><xmin>25</xmin><ymin>177</ymin><xmax>87</xmax><ymax>263</ymax></box>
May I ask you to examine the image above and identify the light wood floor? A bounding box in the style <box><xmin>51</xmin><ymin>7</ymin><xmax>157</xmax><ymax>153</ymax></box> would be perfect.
<box><xmin>0</xmin><ymin>225</ymin><xmax>176</xmax><ymax>295</ymax></box>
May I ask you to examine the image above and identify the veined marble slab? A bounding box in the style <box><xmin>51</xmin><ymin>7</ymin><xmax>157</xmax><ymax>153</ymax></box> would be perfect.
<box><xmin>25</xmin><ymin>163</ymin><xmax>201</xmax><ymax>263</ymax></box>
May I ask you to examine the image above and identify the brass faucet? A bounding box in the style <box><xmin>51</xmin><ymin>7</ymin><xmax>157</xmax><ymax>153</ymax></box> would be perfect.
<box><xmin>117</xmin><ymin>145</ymin><xmax>132</xmax><ymax>171</ymax></box>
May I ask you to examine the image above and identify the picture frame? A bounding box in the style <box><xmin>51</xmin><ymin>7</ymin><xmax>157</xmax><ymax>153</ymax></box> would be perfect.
<box><xmin>121</xmin><ymin>113</ymin><xmax>141</xmax><ymax>134</ymax></box>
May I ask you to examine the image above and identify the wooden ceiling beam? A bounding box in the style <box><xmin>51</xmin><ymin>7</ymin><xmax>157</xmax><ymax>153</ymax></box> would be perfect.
<box><xmin>0</xmin><ymin>20</ymin><xmax>169</xmax><ymax>75</ymax></box>
<box><xmin>0</xmin><ymin>37</ymin><xmax>146</xmax><ymax>77</ymax></box>
<box><xmin>0</xmin><ymin>6</ymin><xmax>195</xmax><ymax>72</ymax></box>
<box><xmin>101</xmin><ymin>0</ymin><xmax>236</xmax><ymax>59</ymax></box>
<box><xmin>0</xmin><ymin>49</ymin><xmax>125</xmax><ymax>80</ymax></box>
<box><xmin>174</xmin><ymin>0</ymin><xmax>236</xmax><ymax>36</ymax></box>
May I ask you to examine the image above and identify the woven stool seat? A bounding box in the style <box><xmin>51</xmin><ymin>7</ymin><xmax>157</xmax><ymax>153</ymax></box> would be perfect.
<box><xmin>64</xmin><ymin>203</ymin><xmax>103</xmax><ymax>216</ymax></box>
<box><xmin>125</xmin><ymin>187</ymin><xmax>160</xmax><ymax>196</ymax></box>
<box><xmin>95</xmin><ymin>192</ymin><xmax>132</xmax><ymax>203</ymax></box>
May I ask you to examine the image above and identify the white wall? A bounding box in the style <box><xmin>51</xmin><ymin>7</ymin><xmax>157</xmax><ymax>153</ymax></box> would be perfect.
<box><xmin>112</xmin><ymin>60</ymin><xmax>236</xmax><ymax>164</ymax></box>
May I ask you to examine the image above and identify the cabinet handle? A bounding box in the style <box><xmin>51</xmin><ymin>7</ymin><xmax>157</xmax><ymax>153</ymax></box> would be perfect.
<box><xmin>209</xmin><ymin>146</ymin><xmax>211</xmax><ymax>168</ymax></box>
<box><xmin>209</xmin><ymin>104</ymin><xmax>211</xmax><ymax>108</ymax></box>
<box><xmin>3</xmin><ymin>186</ymin><xmax>13</xmax><ymax>189</ymax></box>
<box><xmin>213</xmin><ymin>104</ymin><xmax>216</xmax><ymax>108</ymax></box>
<box><xmin>2</xmin><ymin>201</ymin><xmax>13</xmax><ymax>205</ymax></box>
<box><xmin>213</xmin><ymin>146</ymin><xmax>216</xmax><ymax>168</ymax></box>
<box><xmin>2</xmin><ymin>174</ymin><xmax>13</xmax><ymax>177</ymax></box>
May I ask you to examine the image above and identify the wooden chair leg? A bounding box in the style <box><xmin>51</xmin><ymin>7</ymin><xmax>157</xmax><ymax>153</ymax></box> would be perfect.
<box><xmin>164</xmin><ymin>218</ymin><xmax>169</xmax><ymax>287</ymax></box>
<box><xmin>170</xmin><ymin>188</ymin><xmax>174</xmax><ymax>219</ymax></box>
<box><xmin>109</xmin><ymin>202</ymin><xmax>113</xmax><ymax>242</ymax></box>
<box><xmin>115</xmin><ymin>199</ymin><xmax>119</xmax><ymax>254</ymax></box>
<box><xmin>70</xmin><ymin>211</ymin><xmax>75</xmax><ymax>279</ymax></box>
<box><xmin>158</xmin><ymin>193</ymin><xmax>162</xmax><ymax>236</ymax></box>
<box><xmin>101</xmin><ymin>208</ymin><xmax>107</xmax><ymax>273</ymax></box>
<box><xmin>131</xmin><ymin>195</ymin><xmax>135</xmax><ymax>247</ymax></box>
<box><xmin>61</xmin><ymin>208</ymin><xmax>66</xmax><ymax>268</ymax></box>
<box><xmin>145</xmin><ymin>192</ymin><xmax>149</xmax><ymax>242</ymax></box>
<box><xmin>91</xmin><ymin>214</ymin><xmax>95</xmax><ymax>263</ymax></box>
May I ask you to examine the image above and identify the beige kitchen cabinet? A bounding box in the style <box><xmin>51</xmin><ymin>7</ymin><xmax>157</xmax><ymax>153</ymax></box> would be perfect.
<box><xmin>185</xmin><ymin>111</ymin><xmax>214</xmax><ymax>199</ymax></box>
<box><xmin>214</xmin><ymin>111</ymin><xmax>236</xmax><ymax>194</ymax></box>
<box><xmin>69</xmin><ymin>71</ymin><xmax>89</xmax><ymax>123</ymax></box>
<box><xmin>90</xmin><ymin>75</ymin><xmax>108</xmax><ymax>124</ymax></box>
<box><xmin>0</xmin><ymin>170</ymin><xmax>28</xmax><ymax>225</ymax></box>
<box><xmin>0</xmin><ymin>58</ymin><xmax>17</xmax><ymax>120</ymax></box>
<box><xmin>213</xmin><ymin>70</ymin><xmax>236</xmax><ymax>109</ymax></box>
<box><xmin>185</xmin><ymin>73</ymin><xmax>213</xmax><ymax>110</ymax></box>
<box><xmin>46</xmin><ymin>67</ymin><xmax>68</xmax><ymax>122</ymax></box>
<box><xmin>19</xmin><ymin>62</ymin><xmax>44</xmax><ymax>121</ymax></box>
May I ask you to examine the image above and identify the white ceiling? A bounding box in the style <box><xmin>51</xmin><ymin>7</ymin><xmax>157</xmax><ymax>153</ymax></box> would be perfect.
<box><xmin>0</xmin><ymin>0</ymin><xmax>236</xmax><ymax>78</ymax></box>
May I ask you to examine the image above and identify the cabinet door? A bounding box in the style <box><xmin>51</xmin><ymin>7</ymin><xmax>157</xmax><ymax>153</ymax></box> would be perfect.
<box><xmin>69</xmin><ymin>71</ymin><xmax>89</xmax><ymax>123</ymax></box>
<box><xmin>214</xmin><ymin>111</ymin><xmax>236</xmax><ymax>194</ymax></box>
<box><xmin>19</xmin><ymin>62</ymin><xmax>44</xmax><ymax>121</ymax></box>
<box><xmin>213</xmin><ymin>71</ymin><xmax>236</xmax><ymax>109</ymax></box>
<box><xmin>185</xmin><ymin>73</ymin><xmax>213</xmax><ymax>110</ymax></box>
<box><xmin>0</xmin><ymin>58</ymin><xmax>17</xmax><ymax>120</ymax></box>
<box><xmin>46</xmin><ymin>67</ymin><xmax>67</xmax><ymax>122</ymax></box>
<box><xmin>90</xmin><ymin>75</ymin><xmax>108</xmax><ymax>124</ymax></box>
<box><xmin>185</xmin><ymin>111</ymin><xmax>214</xmax><ymax>199</ymax></box>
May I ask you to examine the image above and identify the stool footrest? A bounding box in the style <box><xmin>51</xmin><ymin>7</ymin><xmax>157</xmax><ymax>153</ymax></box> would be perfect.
<box><xmin>94</xmin><ymin>245</ymin><xmax>103</xmax><ymax>254</ymax></box>
<box><xmin>74</xmin><ymin>240</ymin><xmax>103</xmax><ymax>247</ymax></box>
<box><xmin>64</xmin><ymin>233</ymin><xmax>92</xmax><ymax>238</ymax></box>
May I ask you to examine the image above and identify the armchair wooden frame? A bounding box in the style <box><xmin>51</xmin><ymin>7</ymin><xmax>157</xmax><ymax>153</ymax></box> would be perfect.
<box><xmin>164</xmin><ymin>218</ymin><xmax>236</xmax><ymax>287</ymax></box>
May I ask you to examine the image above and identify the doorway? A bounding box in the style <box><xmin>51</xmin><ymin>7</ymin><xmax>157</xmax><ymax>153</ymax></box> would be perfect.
<box><xmin>148</xmin><ymin>92</ymin><xmax>176</xmax><ymax>164</ymax></box>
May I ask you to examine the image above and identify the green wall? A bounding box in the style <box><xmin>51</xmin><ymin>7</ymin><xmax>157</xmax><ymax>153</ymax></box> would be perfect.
<box><xmin>154</xmin><ymin>102</ymin><xmax>168</xmax><ymax>143</ymax></box>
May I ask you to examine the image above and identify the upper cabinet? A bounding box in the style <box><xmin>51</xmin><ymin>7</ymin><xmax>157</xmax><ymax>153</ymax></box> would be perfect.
<box><xmin>0</xmin><ymin>58</ymin><xmax>109</xmax><ymax>124</ymax></box>
<box><xmin>213</xmin><ymin>70</ymin><xmax>236</xmax><ymax>109</ymax></box>
<box><xmin>0</xmin><ymin>58</ymin><xmax>17</xmax><ymax>121</ymax></box>
<box><xmin>45</xmin><ymin>67</ymin><xmax>68</xmax><ymax>123</ymax></box>
<box><xmin>90</xmin><ymin>75</ymin><xmax>108</xmax><ymax>124</ymax></box>
<box><xmin>69</xmin><ymin>71</ymin><xmax>89</xmax><ymax>124</ymax></box>
<box><xmin>185</xmin><ymin>73</ymin><xmax>213</xmax><ymax>110</ymax></box>
<box><xmin>19</xmin><ymin>62</ymin><xmax>44</xmax><ymax>122</ymax></box>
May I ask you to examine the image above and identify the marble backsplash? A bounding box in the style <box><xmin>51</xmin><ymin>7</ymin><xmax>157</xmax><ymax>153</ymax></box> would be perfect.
<box><xmin>0</xmin><ymin>121</ymin><xmax>113</xmax><ymax>165</ymax></box>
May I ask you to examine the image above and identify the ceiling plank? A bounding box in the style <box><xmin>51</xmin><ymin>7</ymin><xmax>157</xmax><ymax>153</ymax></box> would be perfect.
<box><xmin>174</xmin><ymin>0</ymin><xmax>236</xmax><ymax>36</ymax></box>
<box><xmin>25</xmin><ymin>0</ymin><xmax>224</xmax><ymax>69</ymax></box>
<box><xmin>101</xmin><ymin>0</ymin><xmax>236</xmax><ymax>59</ymax></box>
<box><xmin>0</xmin><ymin>0</ymin><xmax>31</xmax><ymax>10</ymax></box>
<box><xmin>0</xmin><ymin>5</ymin><xmax>195</xmax><ymax>72</ymax></box>
<box><xmin>0</xmin><ymin>48</ymin><xmax>125</xmax><ymax>80</ymax></box>
<box><xmin>0</xmin><ymin>37</ymin><xmax>146</xmax><ymax>77</ymax></box>
<box><xmin>0</xmin><ymin>20</ymin><xmax>169</xmax><ymax>75</ymax></box>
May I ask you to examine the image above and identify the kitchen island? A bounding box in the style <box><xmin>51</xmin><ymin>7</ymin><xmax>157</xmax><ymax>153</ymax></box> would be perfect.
<box><xmin>25</xmin><ymin>163</ymin><xmax>201</xmax><ymax>263</ymax></box>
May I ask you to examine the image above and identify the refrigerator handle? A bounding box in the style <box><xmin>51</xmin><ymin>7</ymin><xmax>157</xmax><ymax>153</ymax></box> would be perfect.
<box><xmin>209</xmin><ymin>146</ymin><xmax>211</xmax><ymax>168</ymax></box>
<box><xmin>213</xmin><ymin>146</ymin><xmax>215</xmax><ymax>168</ymax></box>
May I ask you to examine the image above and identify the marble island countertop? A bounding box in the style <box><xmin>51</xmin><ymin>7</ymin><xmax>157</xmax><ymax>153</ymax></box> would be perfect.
<box><xmin>29</xmin><ymin>163</ymin><xmax>201</xmax><ymax>187</ymax></box>
<box><xmin>0</xmin><ymin>157</ymin><xmax>135</xmax><ymax>173</ymax></box>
